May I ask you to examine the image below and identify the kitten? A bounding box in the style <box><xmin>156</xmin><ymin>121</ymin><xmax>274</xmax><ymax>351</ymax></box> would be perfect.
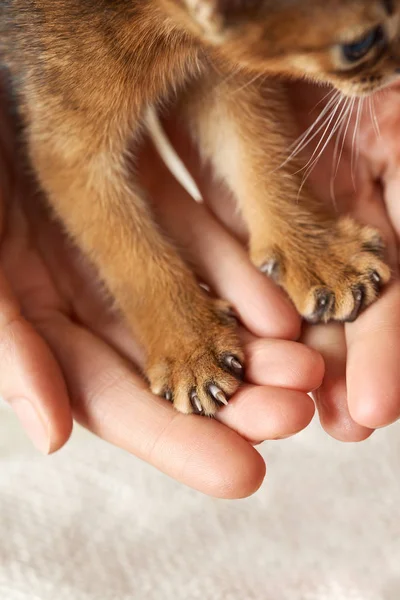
<box><xmin>0</xmin><ymin>0</ymin><xmax>395</xmax><ymax>415</ymax></box>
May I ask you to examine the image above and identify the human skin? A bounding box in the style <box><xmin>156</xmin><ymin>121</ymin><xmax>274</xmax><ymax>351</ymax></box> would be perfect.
<box><xmin>162</xmin><ymin>77</ymin><xmax>400</xmax><ymax>444</ymax></box>
<box><xmin>1</xmin><ymin>73</ymin><xmax>400</xmax><ymax>498</ymax></box>
<box><xmin>292</xmin><ymin>80</ymin><xmax>400</xmax><ymax>441</ymax></box>
<box><xmin>0</xmin><ymin>74</ymin><xmax>321</xmax><ymax>499</ymax></box>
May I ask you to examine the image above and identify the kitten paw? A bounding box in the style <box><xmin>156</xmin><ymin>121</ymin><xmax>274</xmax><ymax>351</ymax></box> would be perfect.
<box><xmin>147</xmin><ymin>302</ymin><xmax>244</xmax><ymax>415</ymax></box>
<box><xmin>254</xmin><ymin>216</ymin><xmax>391</xmax><ymax>323</ymax></box>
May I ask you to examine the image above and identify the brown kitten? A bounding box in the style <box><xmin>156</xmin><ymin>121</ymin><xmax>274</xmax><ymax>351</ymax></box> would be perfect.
<box><xmin>0</xmin><ymin>0</ymin><xmax>395</xmax><ymax>415</ymax></box>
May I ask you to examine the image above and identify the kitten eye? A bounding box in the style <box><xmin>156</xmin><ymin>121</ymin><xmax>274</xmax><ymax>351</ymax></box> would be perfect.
<box><xmin>341</xmin><ymin>25</ymin><xmax>385</xmax><ymax>64</ymax></box>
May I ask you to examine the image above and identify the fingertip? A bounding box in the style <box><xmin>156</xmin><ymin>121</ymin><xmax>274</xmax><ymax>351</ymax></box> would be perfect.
<box><xmin>211</xmin><ymin>260</ymin><xmax>301</xmax><ymax>341</ymax></box>
<box><xmin>218</xmin><ymin>385</ymin><xmax>315</xmax><ymax>443</ymax></box>
<box><xmin>302</xmin><ymin>346</ymin><xmax>326</xmax><ymax>389</ymax></box>
<box><xmin>346</xmin><ymin>350</ymin><xmax>400</xmax><ymax>430</ymax></box>
<box><xmin>315</xmin><ymin>382</ymin><xmax>374</xmax><ymax>442</ymax></box>
<box><xmin>225</xmin><ymin>451</ymin><xmax>267</xmax><ymax>499</ymax></box>
<box><xmin>240</xmin><ymin>276</ymin><xmax>301</xmax><ymax>340</ymax></box>
<box><xmin>204</xmin><ymin>433</ymin><xmax>267</xmax><ymax>499</ymax></box>
<box><xmin>346</xmin><ymin>355</ymin><xmax>400</xmax><ymax>430</ymax></box>
<box><xmin>349</xmin><ymin>393</ymin><xmax>399</xmax><ymax>430</ymax></box>
<box><xmin>345</xmin><ymin>282</ymin><xmax>400</xmax><ymax>430</ymax></box>
<box><xmin>1</xmin><ymin>317</ymin><xmax>73</xmax><ymax>455</ymax></box>
<box><xmin>48</xmin><ymin>414</ymin><xmax>73</xmax><ymax>454</ymax></box>
<box><xmin>245</xmin><ymin>339</ymin><xmax>325</xmax><ymax>391</ymax></box>
<box><xmin>269</xmin><ymin>310</ymin><xmax>301</xmax><ymax>341</ymax></box>
<box><xmin>161</xmin><ymin>414</ymin><xmax>267</xmax><ymax>499</ymax></box>
<box><xmin>303</xmin><ymin>324</ymin><xmax>373</xmax><ymax>442</ymax></box>
<box><xmin>319</xmin><ymin>413</ymin><xmax>374</xmax><ymax>443</ymax></box>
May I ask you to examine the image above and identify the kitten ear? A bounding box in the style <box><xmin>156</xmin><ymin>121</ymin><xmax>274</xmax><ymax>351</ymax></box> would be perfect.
<box><xmin>183</xmin><ymin>0</ymin><xmax>261</xmax><ymax>41</ymax></box>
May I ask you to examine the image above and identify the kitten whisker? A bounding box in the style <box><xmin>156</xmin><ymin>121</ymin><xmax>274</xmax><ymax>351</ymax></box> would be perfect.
<box><xmin>230</xmin><ymin>71</ymin><xmax>266</xmax><ymax>95</ymax></box>
<box><xmin>297</xmin><ymin>98</ymin><xmax>348</xmax><ymax>200</ymax></box>
<box><xmin>286</xmin><ymin>91</ymin><xmax>341</xmax><ymax>155</ymax></box>
<box><xmin>335</xmin><ymin>98</ymin><xmax>355</xmax><ymax>182</ymax></box>
<box><xmin>369</xmin><ymin>97</ymin><xmax>381</xmax><ymax>139</ymax></box>
<box><xmin>309</xmin><ymin>87</ymin><xmax>336</xmax><ymax>114</ymax></box>
<box><xmin>351</xmin><ymin>98</ymin><xmax>363</xmax><ymax>190</ymax></box>
<box><xmin>330</xmin><ymin>97</ymin><xmax>354</xmax><ymax>206</ymax></box>
<box><xmin>355</xmin><ymin>98</ymin><xmax>364</xmax><ymax>168</ymax></box>
<box><xmin>285</xmin><ymin>90</ymin><xmax>341</xmax><ymax>159</ymax></box>
<box><xmin>294</xmin><ymin>95</ymin><xmax>345</xmax><ymax>176</ymax></box>
<box><xmin>214</xmin><ymin>63</ymin><xmax>245</xmax><ymax>94</ymax></box>
<box><xmin>280</xmin><ymin>91</ymin><xmax>342</xmax><ymax>170</ymax></box>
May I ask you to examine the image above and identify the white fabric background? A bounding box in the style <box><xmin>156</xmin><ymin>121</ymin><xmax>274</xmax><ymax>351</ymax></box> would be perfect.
<box><xmin>1</xmin><ymin>401</ymin><xmax>400</xmax><ymax>600</ymax></box>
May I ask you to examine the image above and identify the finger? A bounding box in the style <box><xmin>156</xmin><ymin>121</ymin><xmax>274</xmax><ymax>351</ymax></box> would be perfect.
<box><xmin>160</xmin><ymin>116</ymin><xmax>248</xmax><ymax>240</ymax></box>
<box><xmin>68</xmin><ymin>317</ymin><xmax>318</xmax><ymax>443</ymax></box>
<box><xmin>37</xmin><ymin>312</ymin><xmax>267</xmax><ymax>499</ymax></box>
<box><xmin>217</xmin><ymin>384</ymin><xmax>315</xmax><ymax>443</ymax></box>
<box><xmin>138</xmin><ymin>137</ymin><xmax>300</xmax><ymax>340</ymax></box>
<box><xmin>79</xmin><ymin>318</ymin><xmax>317</xmax><ymax>444</ymax></box>
<box><xmin>303</xmin><ymin>323</ymin><xmax>374</xmax><ymax>442</ymax></box>
<box><xmin>87</xmin><ymin>313</ymin><xmax>322</xmax><ymax>392</ymax></box>
<box><xmin>345</xmin><ymin>280</ymin><xmax>400</xmax><ymax>428</ymax></box>
<box><xmin>0</xmin><ymin>271</ymin><xmax>72</xmax><ymax>453</ymax></box>
<box><xmin>344</xmin><ymin>183</ymin><xmax>400</xmax><ymax>428</ymax></box>
<box><xmin>0</xmin><ymin>75</ymin><xmax>15</xmax><ymax>203</ymax></box>
<box><xmin>245</xmin><ymin>338</ymin><xmax>324</xmax><ymax>392</ymax></box>
<box><xmin>383</xmin><ymin>173</ymin><xmax>400</xmax><ymax>262</ymax></box>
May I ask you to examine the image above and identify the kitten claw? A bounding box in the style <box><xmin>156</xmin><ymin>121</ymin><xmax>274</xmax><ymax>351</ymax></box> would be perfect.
<box><xmin>208</xmin><ymin>384</ymin><xmax>228</xmax><ymax>406</ymax></box>
<box><xmin>346</xmin><ymin>285</ymin><xmax>365</xmax><ymax>322</ymax></box>
<box><xmin>190</xmin><ymin>390</ymin><xmax>203</xmax><ymax>414</ymax></box>
<box><xmin>224</xmin><ymin>355</ymin><xmax>244</xmax><ymax>379</ymax></box>
<box><xmin>370</xmin><ymin>270</ymin><xmax>382</xmax><ymax>292</ymax></box>
<box><xmin>307</xmin><ymin>288</ymin><xmax>335</xmax><ymax>323</ymax></box>
<box><xmin>225</xmin><ymin>306</ymin><xmax>238</xmax><ymax>320</ymax></box>
<box><xmin>260</xmin><ymin>259</ymin><xmax>280</xmax><ymax>281</ymax></box>
<box><xmin>163</xmin><ymin>389</ymin><xmax>173</xmax><ymax>402</ymax></box>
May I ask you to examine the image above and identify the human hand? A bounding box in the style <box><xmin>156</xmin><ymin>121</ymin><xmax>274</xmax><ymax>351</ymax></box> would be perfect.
<box><xmin>0</xmin><ymin>73</ymin><xmax>323</xmax><ymax>498</ymax></box>
<box><xmin>287</xmin><ymin>81</ymin><xmax>400</xmax><ymax>442</ymax></box>
<box><xmin>163</xmin><ymin>79</ymin><xmax>400</xmax><ymax>445</ymax></box>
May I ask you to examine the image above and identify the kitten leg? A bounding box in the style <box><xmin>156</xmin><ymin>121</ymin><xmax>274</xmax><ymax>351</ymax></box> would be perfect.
<box><xmin>23</xmin><ymin>101</ymin><xmax>243</xmax><ymax>415</ymax></box>
<box><xmin>183</xmin><ymin>74</ymin><xmax>391</xmax><ymax>323</ymax></box>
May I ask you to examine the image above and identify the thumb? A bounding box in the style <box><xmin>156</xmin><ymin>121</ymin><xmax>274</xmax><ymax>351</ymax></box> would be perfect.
<box><xmin>0</xmin><ymin>269</ymin><xmax>72</xmax><ymax>453</ymax></box>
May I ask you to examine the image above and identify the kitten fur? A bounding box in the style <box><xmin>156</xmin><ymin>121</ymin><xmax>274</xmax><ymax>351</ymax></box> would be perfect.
<box><xmin>0</xmin><ymin>0</ymin><xmax>395</xmax><ymax>414</ymax></box>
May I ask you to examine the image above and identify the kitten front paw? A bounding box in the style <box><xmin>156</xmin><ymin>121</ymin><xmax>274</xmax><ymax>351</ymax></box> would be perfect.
<box><xmin>253</xmin><ymin>216</ymin><xmax>391</xmax><ymax>323</ymax></box>
<box><xmin>147</xmin><ymin>301</ymin><xmax>244</xmax><ymax>416</ymax></box>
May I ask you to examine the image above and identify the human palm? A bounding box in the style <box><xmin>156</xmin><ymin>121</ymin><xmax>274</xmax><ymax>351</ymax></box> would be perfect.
<box><xmin>1</xmin><ymin>72</ymin><xmax>399</xmax><ymax>499</ymax></box>
<box><xmin>163</xmin><ymin>79</ymin><xmax>400</xmax><ymax>442</ymax></box>
<box><xmin>291</xmin><ymin>81</ymin><xmax>400</xmax><ymax>440</ymax></box>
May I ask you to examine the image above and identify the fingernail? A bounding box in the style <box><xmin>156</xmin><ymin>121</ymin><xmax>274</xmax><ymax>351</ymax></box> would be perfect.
<box><xmin>9</xmin><ymin>398</ymin><xmax>50</xmax><ymax>454</ymax></box>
